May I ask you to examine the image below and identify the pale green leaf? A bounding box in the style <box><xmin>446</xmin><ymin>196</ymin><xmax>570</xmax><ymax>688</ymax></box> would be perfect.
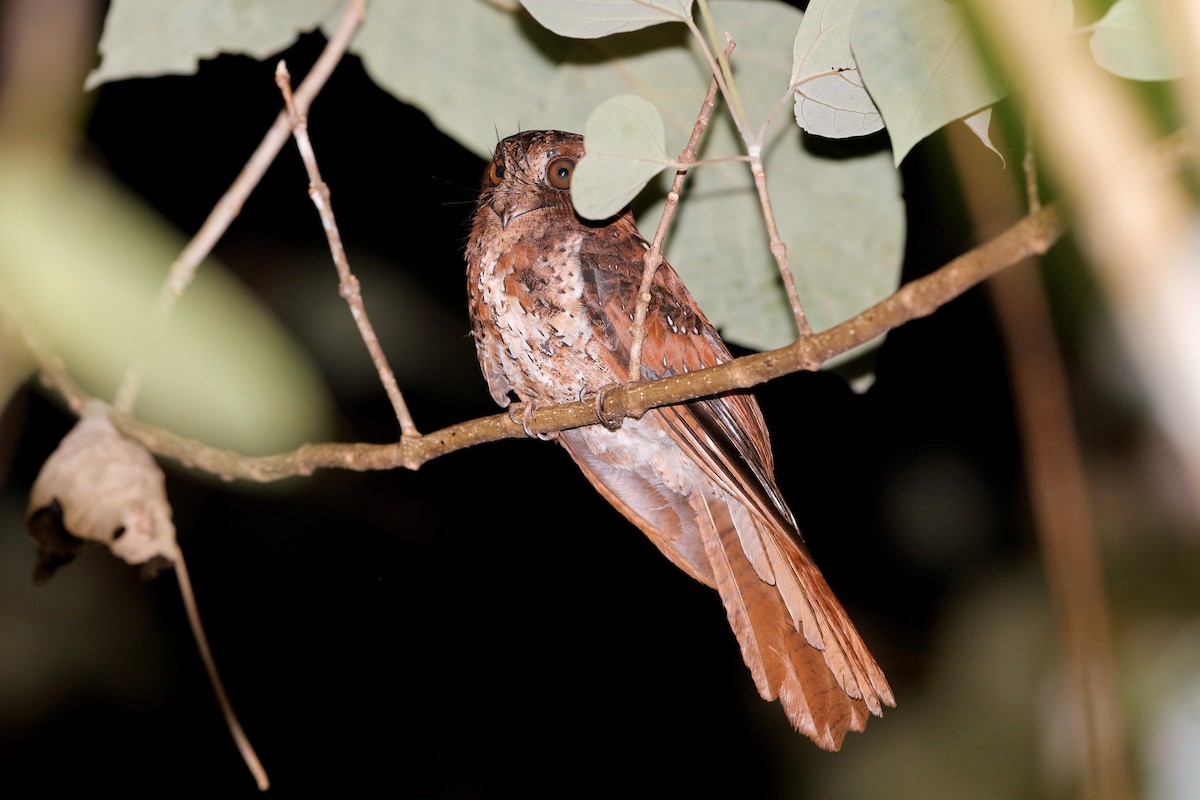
<box><xmin>85</xmin><ymin>0</ymin><xmax>341</xmax><ymax>89</ymax></box>
<box><xmin>852</xmin><ymin>0</ymin><xmax>1006</xmax><ymax>165</ymax></box>
<box><xmin>355</xmin><ymin>0</ymin><xmax>903</xmax><ymax>354</ymax></box>
<box><xmin>520</xmin><ymin>0</ymin><xmax>694</xmax><ymax>38</ymax></box>
<box><xmin>350</xmin><ymin>0</ymin><xmax>569</xmax><ymax>158</ymax></box>
<box><xmin>791</xmin><ymin>0</ymin><xmax>883</xmax><ymax>138</ymax></box>
<box><xmin>963</xmin><ymin>108</ymin><xmax>1005</xmax><ymax>165</ymax></box>
<box><xmin>0</xmin><ymin>150</ymin><xmax>332</xmax><ymax>454</ymax></box>
<box><xmin>1089</xmin><ymin>0</ymin><xmax>1185</xmax><ymax>81</ymax></box>
<box><xmin>643</xmin><ymin>2</ymin><xmax>904</xmax><ymax>354</ymax></box>
<box><xmin>573</xmin><ymin>95</ymin><xmax>671</xmax><ymax>219</ymax></box>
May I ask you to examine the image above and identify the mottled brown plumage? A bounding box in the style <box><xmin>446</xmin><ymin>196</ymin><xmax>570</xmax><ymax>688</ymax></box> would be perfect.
<box><xmin>465</xmin><ymin>130</ymin><xmax>892</xmax><ymax>748</ymax></box>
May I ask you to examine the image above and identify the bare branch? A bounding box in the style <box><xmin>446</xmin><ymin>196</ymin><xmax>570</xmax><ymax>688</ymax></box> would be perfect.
<box><xmin>111</xmin><ymin>0</ymin><xmax>368</xmax><ymax>414</ymax></box>
<box><xmin>63</xmin><ymin>198</ymin><xmax>1072</xmax><ymax>482</ymax></box>
<box><xmin>749</xmin><ymin>156</ymin><xmax>811</xmax><ymax>336</ymax></box>
<box><xmin>274</xmin><ymin>61</ymin><xmax>418</xmax><ymax>438</ymax></box>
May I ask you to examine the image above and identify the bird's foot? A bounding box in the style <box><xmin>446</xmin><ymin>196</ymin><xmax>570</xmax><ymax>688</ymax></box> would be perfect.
<box><xmin>508</xmin><ymin>401</ymin><xmax>557</xmax><ymax>441</ymax></box>
<box><xmin>588</xmin><ymin>383</ymin><xmax>626</xmax><ymax>431</ymax></box>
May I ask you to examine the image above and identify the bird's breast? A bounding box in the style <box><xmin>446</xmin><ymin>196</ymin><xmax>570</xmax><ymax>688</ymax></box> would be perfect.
<box><xmin>472</xmin><ymin>227</ymin><xmax>612</xmax><ymax>402</ymax></box>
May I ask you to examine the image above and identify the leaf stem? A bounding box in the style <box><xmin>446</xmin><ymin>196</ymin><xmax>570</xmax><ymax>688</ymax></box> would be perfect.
<box><xmin>693</xmin><ymin>0</ymin><xmax>748</xmax><ymax>139</ymax></box>
<box><xmin>174</xmin><ymin>553</ymin><xmax>269</xmax><ymax>790</ymax></box>
<box><xmin>686</xmin><ymin>0</ymin><xmax>811</xmax><ymax>336</ymax></box>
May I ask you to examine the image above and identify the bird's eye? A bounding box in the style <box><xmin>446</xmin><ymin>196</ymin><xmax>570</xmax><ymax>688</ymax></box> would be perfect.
<box><xmin>546</xmin><ymin>156</ymin><xmax>574</xmax><ymax>190</ymax></box>
<box><xmin>485</xmin><ymin>159</ymin><xmax>506</xmax><ymax>187</ymax></box>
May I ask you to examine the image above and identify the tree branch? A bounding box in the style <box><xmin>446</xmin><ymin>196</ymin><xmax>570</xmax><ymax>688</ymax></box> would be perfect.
<box><xmin>71</xmin><ymin>198</ymin><xmax>1070</xmax><ymax>482</ymax></box>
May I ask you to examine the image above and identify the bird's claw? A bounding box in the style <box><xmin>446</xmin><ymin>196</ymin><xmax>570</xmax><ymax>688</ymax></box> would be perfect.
<box><xmin>590</xmin><ymin>384</ymin><xmax>625</xmax><ymax>431</ymax></box>
<box><xmin>508</xmin><ymin>402</ymin><xmax>557</xmax><ymax>441</ymax></box>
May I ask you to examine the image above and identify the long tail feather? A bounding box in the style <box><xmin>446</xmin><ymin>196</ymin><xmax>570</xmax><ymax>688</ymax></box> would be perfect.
<box><xmin>691</xmin><ymin>488</ymin><xmax>888</xmax><ymax>750</ymax></box>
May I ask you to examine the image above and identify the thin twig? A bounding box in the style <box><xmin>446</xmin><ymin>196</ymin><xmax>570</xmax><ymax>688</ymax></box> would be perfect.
<box><xmin>693</xmin><ymin>0</ymin><xmax>748</xmax><ymax>142</ymax></box>
<box><xmin>625</xmin><ymin>38</ymin><xmax>733</xmax><ymax>380</ymax></box>
<box><xmin>750</xmin><ymin>155</ymin><xmax>811</xmax><ymax>336</ymax></box>
<box><xmin>174</xmin><ymin>556</ymin><xmax>270</xmax><ymax>791</ymax></box>
<box><xmin>274</xmin><ymin>62</ymin><xmax>418</xmax><ymax>438</ymax></box>
<box><xmin>111</xmin><ymin>0</ymin><xmax>368</xmax><ymax>414</ymax></box>
<box><xmin>687</xmin><ymin>0</ymin><xmax>811</xmax><ymax>336</ymax></box>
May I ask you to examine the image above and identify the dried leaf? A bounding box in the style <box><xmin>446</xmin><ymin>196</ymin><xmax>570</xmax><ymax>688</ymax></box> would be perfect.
<box><xmin>25</xmin><ymin>402</ymin><xmax>269</xmax><ymax>788</ymax></box>
<box><xmin>27</xmin><ymin>400</ymin><xmax>177</xmax><ymax>582</ymax></box>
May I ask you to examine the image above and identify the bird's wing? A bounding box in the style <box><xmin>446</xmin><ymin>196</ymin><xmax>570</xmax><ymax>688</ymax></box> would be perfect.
<box><xmin>563</xmin><ymin>214</ymin><xmax>893</xmax><ymax>744</ymax></box>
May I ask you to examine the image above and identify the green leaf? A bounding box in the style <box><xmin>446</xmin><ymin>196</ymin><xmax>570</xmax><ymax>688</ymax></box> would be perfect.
<box><xmin>791</xmin><ymin>0</ymin><xmax>883</xmax><ymax>138</ymax></box>
<box><xmin>852</xmin><ymin>0</ymin><xmax>1006</xmax><ymax>165</ymax></box>
<box><xmin>1089</xmin><ymin>0</ymin><xmax>1185</xmax><ymax>81</ymax></box>
<box><xmin>520</xmin><ymin>0</ymin><xmax>694</xmax><ymax>38</ymax></box>
<box><xmin>350</xmin><ymin>0</ymin><xmax>568</xmax><ymax>158</ymax></box>
<box><xmin>644</xmin><ymin>2</ymin><xmax>904</xmax><ymax>354</ymax></box>
<box><xmin>0</xmin><ymin>151</ymin><xmax>332</xmax><ymax>454</ymax></box>
<box><xmin>354</xmin><ymin>0</ymin><xmax>903</xmax><ymax>354</ymax></box>
<box><xmin>85</xmin><ymin>0</ymin><xmax>341</xmax><ymax>89</ymax></box>
<box><xmin>573</xmin><ymin>95</ymin><xmax>671</xmax><ymax>219</ymax></box>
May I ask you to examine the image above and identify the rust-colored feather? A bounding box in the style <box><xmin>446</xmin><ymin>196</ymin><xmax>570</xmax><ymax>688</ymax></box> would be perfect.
<box><xmin>465</xmin><ymin>130</ymin><xmax>893</xmax><ymax>748</ymax></box>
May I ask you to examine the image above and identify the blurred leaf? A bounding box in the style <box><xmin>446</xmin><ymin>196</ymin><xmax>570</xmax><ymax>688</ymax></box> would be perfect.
<box><xmin>1050</xmin><ymin>0</ymin><xmax>1075</xmax><ymax>30</ymax></box>
<box><xmin>520</xmin><ymin>0</ymin><xmax>694</xmax><ymax>38</ymax></box>
<box><xmin>0</xmin><ymin>322</ymin><xmax>34</xmax><ymax>413</ymax></box>
<box><xmin>1089</xmin><ymin>0</ymin><xmax>1185</xmax><ymax>81</ymax></box>
<box><xmin>810</xmin><ymin>568</ymin><xmax>1052</xmax><ymax>799</ymax></box>
<box><xmin>852</xmin><ymin>0</ymin><xmax>1007</xmax><ymax>165</ymax></box>
<box><xmin>0</xmin><ymin>150</ymin><xmax>332</xmax><ymax>453</ymax></box>
<box><xmin>574</xmin><ymin>95</ymin><xmax>671</xmax><ymax>219</ymax></box>
<box><xmin>791</xmin><ymin>0</ymin><xmax>883</xmax><ymax>139</ymax></box>
<box><xmin>84</xmin><ymin>0</ymin><xmax>341</xmax><ymax>89</ymax></box>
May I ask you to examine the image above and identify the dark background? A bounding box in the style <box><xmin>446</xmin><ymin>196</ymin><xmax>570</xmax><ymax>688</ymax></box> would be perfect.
<box><xmin>3</xmin><ymin>2</ymin><xmax>1192</xmax><ymax>798</ymax></box>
